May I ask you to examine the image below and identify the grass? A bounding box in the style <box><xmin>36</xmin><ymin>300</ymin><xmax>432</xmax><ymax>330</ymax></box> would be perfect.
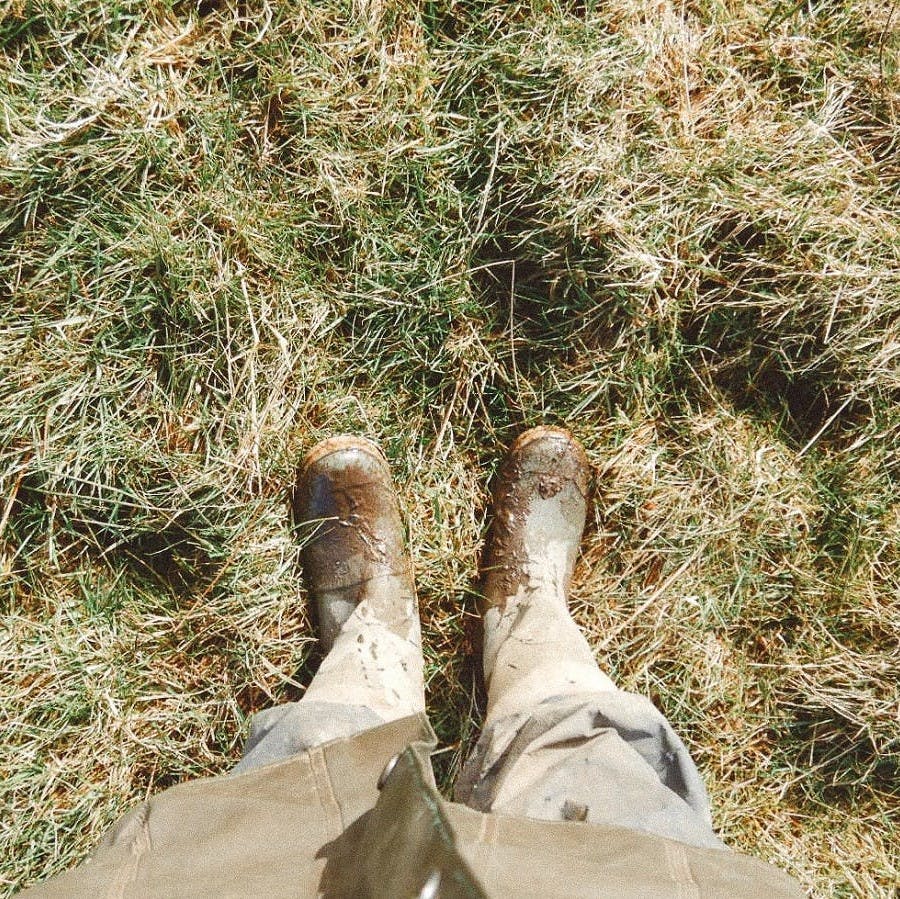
<box><xmin>1</xmin><ymin>0</ymin><xmax>898</xmax><ymax>894</ymax></box>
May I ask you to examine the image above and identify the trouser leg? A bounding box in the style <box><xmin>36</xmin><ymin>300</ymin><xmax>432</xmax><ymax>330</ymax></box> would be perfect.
<box><xmin>232</xmin><ymin>602</ymin><xmax>424</xmax><ymax>774</ymax></box>
<box><xmin>458</xmin><ymin>583</ymin><xmax>723</xmax><ymax>849</ymax></box>
<box><xmin>482</xmin><ymin>582</ymin><xmax>616</xmax><ymax>726</ymax></box>
<box><xmin>458</xmin><ymin>582</ymin><xmax>724</xmax><ymax>850</ymax></box>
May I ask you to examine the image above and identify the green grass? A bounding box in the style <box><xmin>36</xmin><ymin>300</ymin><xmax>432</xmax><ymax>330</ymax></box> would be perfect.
<box><xmin>1</xmin><ymin>0</ymin><xmax>898</xmax><ymax>895</ymax></box>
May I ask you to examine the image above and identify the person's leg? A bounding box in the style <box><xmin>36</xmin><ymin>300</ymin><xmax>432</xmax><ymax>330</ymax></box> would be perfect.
<box><xmin>455</xmin><ymin>428</ymin><xmax>724</xmax><ymax>850</ymax></box>
<box><xmin>234</xmin><ymin>436</ymin><xmax>424</xmax><ymax>774</ymax></box>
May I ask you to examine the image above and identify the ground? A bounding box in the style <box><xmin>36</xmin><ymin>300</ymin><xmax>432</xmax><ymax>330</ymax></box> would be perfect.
<box><xmin>1</xmin><ymin>1</ymin><xmax>898</xmax><ymax>895</ymax></box>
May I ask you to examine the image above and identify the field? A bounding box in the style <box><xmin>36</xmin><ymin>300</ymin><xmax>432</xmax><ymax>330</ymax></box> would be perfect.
<box><xmin>1</xmin><ymin>0</ymin><xmax>898</xmax><ymax>895</ymax></box>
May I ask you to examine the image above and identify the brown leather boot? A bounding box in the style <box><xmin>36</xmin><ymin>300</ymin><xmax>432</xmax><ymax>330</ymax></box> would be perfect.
<box><xmin>293</xmin><ymin>436</ymin><xmax>419</xmax><ymax>653</ymax></box>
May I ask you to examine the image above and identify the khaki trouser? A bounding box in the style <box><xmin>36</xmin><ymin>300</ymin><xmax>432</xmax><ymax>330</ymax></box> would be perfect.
<box><xmin>23</xmin><ymin>712</ymin><xmax>804</xmax><ymax>899</ymax></box>
<box><xmin>20</xmin><ymin>582</ymin><xmax>802</xmax><ymax>897</ymax></box>
<box><xmin>235</xmin><ymin>585</ymin><xmax>724</xmax><ymax>851</ymax></box>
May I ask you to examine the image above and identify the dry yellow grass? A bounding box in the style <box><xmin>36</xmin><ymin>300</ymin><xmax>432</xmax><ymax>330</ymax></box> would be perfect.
<box><xmin>1</xmin><ymin>1</ymin><xmax>898</xmax><ymax>895</ymax></box>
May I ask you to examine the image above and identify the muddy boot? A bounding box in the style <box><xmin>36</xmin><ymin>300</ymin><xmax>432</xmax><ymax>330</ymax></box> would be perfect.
<box><xmin>293</xmin><ymin>436</ymin><xmax>425</xmax><ymax>721</ymax></box>
<box><xmin>480</xmin><ymin>427</ymin><xmax>616</xmax><ymax>726</ymax></box>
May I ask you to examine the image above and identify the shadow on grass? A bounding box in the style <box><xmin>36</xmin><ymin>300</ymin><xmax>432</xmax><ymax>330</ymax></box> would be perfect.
<box><xmin>6</xmin><ymin>470</ymin><xmax>231</xmax><ymax>592</ymax></box>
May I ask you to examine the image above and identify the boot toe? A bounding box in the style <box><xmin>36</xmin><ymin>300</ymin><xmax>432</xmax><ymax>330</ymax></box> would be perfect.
<box><xmin>503</xmin><ymin>426</ymin><xmax>591</xmax><ymax>498</ymax></box>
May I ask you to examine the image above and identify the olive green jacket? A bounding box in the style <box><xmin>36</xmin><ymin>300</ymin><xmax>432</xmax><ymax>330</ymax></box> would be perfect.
<box><xmin>23</xmin><ymin>715</ymin><xmax>804</xmax><ymax>898</ymax></box>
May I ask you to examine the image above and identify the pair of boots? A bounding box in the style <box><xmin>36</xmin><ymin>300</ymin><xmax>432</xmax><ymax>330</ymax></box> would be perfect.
<box><xmin>293</xmin><ymin>427</ymin><xmax>615</xmax><ymax>735</ymax></box>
